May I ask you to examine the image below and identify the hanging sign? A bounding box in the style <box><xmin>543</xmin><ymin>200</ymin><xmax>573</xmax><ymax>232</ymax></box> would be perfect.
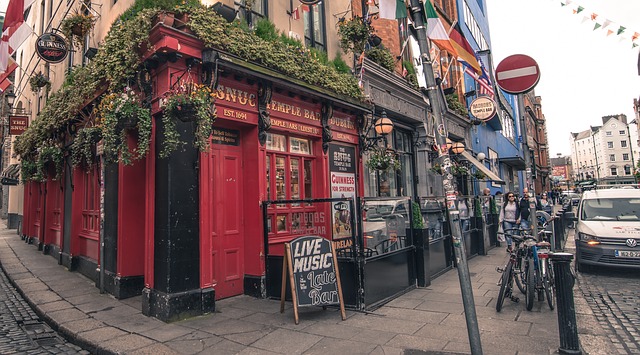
<box><xmin>9</xmin><ymin>115</ymin><xmax>28</xmax><ymax>135</ymax></box>
<box><xmin>280</xmin><ymin>235</ymin><xmax>346</xmax><ymax>324</ymax></box>
<box><xmin>469</xmin><ymin>96</ymin><xmax>497</xmax><ymax>122</ymax></box>
<box><xmin>35</xmin><ymin>33</ymin><xmax>69</xmax><ymax>63</ymax></box>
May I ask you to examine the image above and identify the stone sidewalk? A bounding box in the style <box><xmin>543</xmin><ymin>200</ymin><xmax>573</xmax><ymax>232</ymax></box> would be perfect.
<box><xmin>0</xmin><ymin>221</ymin><xmax>612</xmax><ymax>354</ymax></box>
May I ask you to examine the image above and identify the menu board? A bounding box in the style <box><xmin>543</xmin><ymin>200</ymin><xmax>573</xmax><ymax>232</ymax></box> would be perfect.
<box><xmin>280</xmin><ymin>236</ymin><xmax>346</xmax><ymax>324</ymax></box>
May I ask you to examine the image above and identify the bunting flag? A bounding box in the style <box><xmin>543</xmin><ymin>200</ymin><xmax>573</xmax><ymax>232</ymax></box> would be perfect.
<box><xmin>291</xmin><ymin>7</ymin><xmax>300</xmax><ymax>21</ymax></box>
<box><xmin>379</xmin><ymin>0</ymin><xmax>407</xmax><ymax>20</ymax></box>
<box><xmin>556</xmin><ymin>0</ymin><xmax>638</xmax><ymax>49</ymax></box>
<box><xmin>424</xmin><ymin>0</ymin><xmax>457</xmax><ymax>55</ymax></box>
<box><xmin>0</xmin><ymin>0</ymin><xmax>35</xmax><ymax>72</ymax></box>
<box><xmin>450</xmin><ymin>23</ymin><xmax>481</xmax><ymax>74</ymax></box>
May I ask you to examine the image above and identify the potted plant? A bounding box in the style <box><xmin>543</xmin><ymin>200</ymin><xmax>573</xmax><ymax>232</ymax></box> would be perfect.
<box><xmin>29</xmin><ymin>72</ymin><xmax>51</xmax><ymax>93</ymax></box>
<box><xmin>98</xmin><ymin>87</ymin><xmax>152</xmax><ymax>165</ymax></box>
<box><xmin>430</xmin><ymin>163</ymin><xmax>444</xmax><ymax>175</ymax></box>
<box><xmin>407</xmin><ymin>200</ymin><xmax>432</xmax><ymax>287</ymax></box>
<box><xmin>337</xmin><ymin>16</ymin><xmax>372</xmax><ymax>55</ymax></box>
<box><xmin>61</xmin><ymin>9</ymin><xmax>95</xmax><ymax>43</ymax></box>
<box><xmin>160</xmin><ymin>82</ymin><xmax>216</xmax><ymax>158</ymax></box>
<box><xmin>365</xmin><ymin>147</ymin><xmax>400</xmax><ymax>171</ymax></box>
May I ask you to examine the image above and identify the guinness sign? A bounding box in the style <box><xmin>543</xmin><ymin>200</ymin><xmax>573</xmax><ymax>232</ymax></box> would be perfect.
<box><xmin>36</xmin><ymin>33</ymin><xmax>69</xmax><ymax>63</ymax></box>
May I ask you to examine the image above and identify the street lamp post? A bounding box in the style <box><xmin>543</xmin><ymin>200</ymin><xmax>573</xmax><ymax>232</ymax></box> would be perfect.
<box><xmin>407</xmin><ymin>1</ymin><xmax>482</xmax><ymax>354</ymax></box>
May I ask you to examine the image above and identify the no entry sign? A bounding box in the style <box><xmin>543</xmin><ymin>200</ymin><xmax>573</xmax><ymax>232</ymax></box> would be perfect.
<box><xmin>495</xmin><ymin>54</ymin><xmax>540</xmax><ymax>94</ymax></box>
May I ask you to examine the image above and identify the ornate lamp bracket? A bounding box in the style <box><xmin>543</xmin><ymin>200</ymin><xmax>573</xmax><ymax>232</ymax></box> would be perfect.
<box><xmin>321</xmin><ymin>102</ymin><xmax>333</xmax><ymax>153</ymax></box>
<box><xmin>257</xmin><ymin>80</ymin><xmax>272</xmax><ymax>146</ymax></box>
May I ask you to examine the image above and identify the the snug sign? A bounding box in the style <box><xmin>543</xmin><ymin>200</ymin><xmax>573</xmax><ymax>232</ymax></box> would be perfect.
<box><xmin>280</xmin><ymin>235</ymin><xmax>346</xmax><ymax>324</ymax></box>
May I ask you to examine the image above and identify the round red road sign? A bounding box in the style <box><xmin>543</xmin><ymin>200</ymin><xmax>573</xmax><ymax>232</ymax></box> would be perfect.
<box><xmin>495</xmin><ymin>54</ymin><xmax>540</xmax><ymax>94</ymax></box>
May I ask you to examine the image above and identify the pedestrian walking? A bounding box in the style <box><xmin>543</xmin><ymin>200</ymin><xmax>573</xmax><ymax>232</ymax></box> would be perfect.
<box><xmin>498</xmin><ymin>191</ymin><xmax>520</xmax><ymax>252</ymax></box>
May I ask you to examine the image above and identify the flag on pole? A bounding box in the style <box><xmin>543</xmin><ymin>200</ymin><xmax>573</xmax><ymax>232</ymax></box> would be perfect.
<box><xmin>424</xmin><ymin>0</ymin><xmax>457</xmax><ymax>55</ymax></box>
<box><xmin>0</xmin><ymin>58</ymin><xmax>18</xmax><ymax>91</ymax></box>
<box><xmin>291</xmin><ymin>7</ymin><xmax>300</xmax><ymax>20</ymax></box>
<box><xmin>0</xmin><ymin>0</ymin><xmax>36</xmax><ymax>72</ymax></box>
<box><xmin>379</xmin><ymin>0</ymin><xmax>407</xmax><ymax>20</ymax></box>
<box><xmin>450</xmin><ymin>23</ymin><xmax>481</xmax><ymax>74</ymax></box>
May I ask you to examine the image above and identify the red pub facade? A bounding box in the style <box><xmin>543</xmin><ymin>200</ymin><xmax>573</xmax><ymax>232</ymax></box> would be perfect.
<box><xmin>21</xmin><ymin>22</ymin><xmax>371</xmax><ymax>321</ymax></box>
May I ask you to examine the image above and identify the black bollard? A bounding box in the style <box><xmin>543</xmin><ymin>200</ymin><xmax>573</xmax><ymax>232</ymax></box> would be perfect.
<box><xmin>551</xmin><ymin>252</ymin><xmax>582</xmax><ymax>355</ymax></box>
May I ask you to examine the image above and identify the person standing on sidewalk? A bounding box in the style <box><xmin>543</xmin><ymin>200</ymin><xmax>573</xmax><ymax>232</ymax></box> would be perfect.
<box><xmin>499</xmin><ymin>192</ymin><xmax>520</xmax><ymax>252</ymax></box>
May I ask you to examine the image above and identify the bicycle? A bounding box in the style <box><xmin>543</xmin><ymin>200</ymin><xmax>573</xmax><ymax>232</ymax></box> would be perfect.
<box><xmin>496</xmin><ymin>233</ymin><xmax>523</xmax><ymax>312</ymax></box>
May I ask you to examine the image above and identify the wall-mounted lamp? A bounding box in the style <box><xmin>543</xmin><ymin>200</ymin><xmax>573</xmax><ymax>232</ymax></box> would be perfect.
<box><xmin>212</xmin><ymin>2</ymin><xmax>237</xmax><ymax>23</ymax></box>
<box><xmin>84</xmin><ymin>47</ymin><xmax>98</xmax><ymax>60</ymax></box>
<box><xmin>5</xmin><ymin>91</ymin><xmax>16</xmax><ymax>109</ymax></box>
<box><xmin>362</xmin><ymin>110</ymin><xmax>394</xmax><ymax>152</ymax></box>
<box><xmin>445</xmin><ymin>138</ymin><xmax>465</xmax><ymax>154</ymax></box>
<box><xmin>369</xmin><ymin>34</ymin><xmax>382</xmax><ymax>47</ymax></box>
<box><xmin>477</xmin><ymin>152</ymin><xmax>486</xmax><ymax>162</ymax></box>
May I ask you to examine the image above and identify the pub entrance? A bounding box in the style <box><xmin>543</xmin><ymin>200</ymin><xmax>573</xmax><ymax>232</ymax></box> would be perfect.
<box><xmin>201</xmin><ymin>128</ymin><xmax>245</xmax><ymax>300</ymax></box>
<box><xmin>262</xmin><ymin>197</ymin><xmax>417</xmax><ymax>310</ymax></box>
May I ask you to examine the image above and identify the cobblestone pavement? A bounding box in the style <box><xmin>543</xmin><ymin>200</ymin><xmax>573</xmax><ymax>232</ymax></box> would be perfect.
<box><xmin>0</xmin><ymin>257</ymin><xmax>89</xmax><ymax>354</ymax></box>
<box><xmin>576</xmin><ymin>267</ymin><xmax>640</xmax><ymax>355</ymax></box>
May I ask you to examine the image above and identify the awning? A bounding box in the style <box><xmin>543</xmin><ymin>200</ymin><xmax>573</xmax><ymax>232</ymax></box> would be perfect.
<box><xmin>1</xmin><ymin>164</ymin><xmax>20</xmax><ymax>186</ymax></box>
<box><xmin>460</xmin><ymin>151</ymin><xmax>505</xmax><ymax>185</ymax></box>
<box><xmin>499</xmin><ymin>155</ymin><xmax>527</xmax><ymax>170</ymax></box>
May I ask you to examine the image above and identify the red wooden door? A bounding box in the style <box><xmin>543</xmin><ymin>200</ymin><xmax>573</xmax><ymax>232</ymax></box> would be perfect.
<box><xmin>208</xmin><ymin>144</ymin><xmax>244</xmax><ymax>299</ymax></box>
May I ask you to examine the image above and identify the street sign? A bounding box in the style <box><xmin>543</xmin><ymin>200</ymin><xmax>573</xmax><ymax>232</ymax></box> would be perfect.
<box><xmin>469</xmin><ymin>96</ymin><xmax>497</xmax><ymax>122</ymax></box>
<box><xmin>495</xmin><ymin>54</ymin><xmax>540</xmax><ymax>94</ymax></box>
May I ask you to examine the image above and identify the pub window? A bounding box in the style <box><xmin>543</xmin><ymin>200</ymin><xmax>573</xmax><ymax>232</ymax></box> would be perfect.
<box><xmin>624</xmin><ymin>165</ymin><xmax>631</xmax><ymax>175</ymax></box>
<box><xmin>266</xmin><ymin>133</ymin><xmax>316</xmax><ymax>235</ymax></box>
<box><xmin>621</xmin><ymin>140</ymin><xmax>627</xmax><ymax>148</ymax></box>
<box><xmin>623</xmin><ymin>153</ymin><xmax>629</xmax><ymax>161</ymax></box>
<box><xmin>303</xmin><ymin>1</ymin><xmax>326</xmax><ymax>50</ymax></box>
<box><xmin>236</xmin><ymin>0</ymin><xmax>267</xmax><ymax>27</ymax></box>
<box><xmin>611</xmin><ymin>167</ymin><xmax>617</xmax><ymax>176</ymax></box>
<box><xmin>364</xmin><ymin>128</ymin><xmax>414</xmax><ymax>197</ymax></box>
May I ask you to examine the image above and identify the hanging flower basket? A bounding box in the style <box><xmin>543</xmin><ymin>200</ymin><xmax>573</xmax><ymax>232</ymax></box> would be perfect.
<box><xmin>61</xmin><ymin>10</ymin><xmax>95</xmax><ymax>43</ymax></box>
<box><xmin>160</xmin><ymin>82</ymin><xmax>216</xmax><ymax>158</ymax></box>
<box><xmin>365</xmin><ymin>148</ymin><xmax>400</xmax><ymax>171</ymax></box>
<box><xmin>29</xmin><ymin>72</ymin><xmax>51</xmax><ymax>92</ymax></box>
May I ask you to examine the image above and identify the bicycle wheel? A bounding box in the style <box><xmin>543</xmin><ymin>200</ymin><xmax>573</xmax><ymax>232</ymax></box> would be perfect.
<box><xmin>525</xmin><ymin>258</ymin><xmax>535</xmax><ymax>311</ymax></box>
<box><xmin>544</xmin><ymin>261</ymin><xmax>555</xmax><ymax>310</ymax></box>
<box><xmin>496</xmin><ymin>262</ymin><xmax>513</xmax><ymax>312</ymax></box>
<box><xmin>514</xmin><ymin>254</ymin><xmax>525</xmax><ymax>294</ymax></box>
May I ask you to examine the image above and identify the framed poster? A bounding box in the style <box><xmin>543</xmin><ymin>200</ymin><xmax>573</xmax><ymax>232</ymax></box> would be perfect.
<box><xmin>489</xmin><ymin>148</ymin><xmax>500</xmax><ymax>188</ymax></box>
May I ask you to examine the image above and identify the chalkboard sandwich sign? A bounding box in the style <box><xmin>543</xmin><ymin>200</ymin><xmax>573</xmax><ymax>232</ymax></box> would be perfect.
<box><xmin>280</xmin><ymin>235</ymin><xmax>346</xmax><ymax>324</ymax></box>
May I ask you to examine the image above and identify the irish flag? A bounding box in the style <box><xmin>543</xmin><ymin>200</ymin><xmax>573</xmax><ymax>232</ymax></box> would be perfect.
<box><xmin>424</xmin><ymin>0</ymin><xmax>457</xmax><ymax>55</ymax></box>
<box><xmin>379</xmin><ymin>0</ymin><xmax>407</xmax><ymax>20</ymax></box>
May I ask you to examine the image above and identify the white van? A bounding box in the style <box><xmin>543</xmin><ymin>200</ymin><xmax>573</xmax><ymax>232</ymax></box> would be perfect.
<box><xmin>573</xmin><ymin>188</ymin><xmax>640</xmax><ymax>272</ymax></box>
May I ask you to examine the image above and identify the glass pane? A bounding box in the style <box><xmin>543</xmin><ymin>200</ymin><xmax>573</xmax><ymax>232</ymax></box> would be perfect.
<box><xmin>266</xmin><ymin>155</ymin><xmax>271</xmax><ymax>200</ymax></box>
<box><xmin>290</xmin><ymin>137</ymin><xmax>311</xmax><ymax>154</ymax></box>
<box><xmin>399</xmin><ymin>154</ymin><xmax>413</xmax><ymax>196</ymax></box>
<box><xmin>266</xmin><ymin>133</ymin><xmax>286</xmax><ymax>152</ymax></box>
<box><xmin>275</xmin><ymin>156</ymin><xmax>286</xmax><ymax>200</ymax></box>
<box><xmin>304</xmin><ymin>160</ymin><xmax>312</xmax><ymax>199</ymax></box>
<box><xmin>291</xmin><ymin>158</ymin><xmax>300</xmax><ymax>206</ymax></box>
<box><xmin>291</xmin><ymin>212</ymin><xmax>303</xmax><ymax>232</ymax></box>
<box><xmin>313</xmin><ymin>3</ymin><xmax>325</xmax><ymax>44</ymax></box>
<box><xmin>276</xmin><ymin>214</ymin><xmax>287</xmax><ymax>232</ymax></box>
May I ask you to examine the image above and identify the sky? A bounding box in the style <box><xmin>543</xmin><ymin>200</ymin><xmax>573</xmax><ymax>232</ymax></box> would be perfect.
<box><xmin>485</xmin><ymin>0</ymin><xmax>640</xmax><ymax>158</ymax></box>
<box><xmin>0</xmin><ymin>0</ymin><xmax>637</xmax><ymax>158</ymax></box>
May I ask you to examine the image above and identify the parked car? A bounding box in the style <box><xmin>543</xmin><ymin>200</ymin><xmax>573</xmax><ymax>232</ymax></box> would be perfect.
<box><xmin>571</xmin><ymin>189</ymin><xmax>640</xmax><ymax>272</ymax></box>
<box><xmin>562</xmin><ymin>192</ymin><xmax>581</xmax><ymax>207</ymax></box>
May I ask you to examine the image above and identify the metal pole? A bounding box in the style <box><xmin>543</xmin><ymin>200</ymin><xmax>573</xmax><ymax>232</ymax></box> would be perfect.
<box><xmin>591</xmin><ymin>130</ymin><xmax>600</xmax><ymax>183</ymax></box>
<box><xmin>627</xmin><ymin>125</ymin><xmax>636</xmax><ymax>184</ymax></box>
<box><xmin>551</xmin><ymin>252</ymin><xmax>582</xmax><ymax>354</ymax></box>
<box><xmin>407</xmin><ymin>2</ymin><xmax>482</xmax><ymax>354</ymax></box>
<box><xmin>516</xmin><ymin>96</ymin><xmax>537</xmax><ymax>238</ymax></box>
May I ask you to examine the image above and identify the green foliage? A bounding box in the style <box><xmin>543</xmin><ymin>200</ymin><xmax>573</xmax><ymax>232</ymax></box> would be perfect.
<box><xmin>412</xmin><ymin>201</ymin><xmax>424</xmax><ymax>229</ymax></box>
<box><xmin>473</xmin><ymin>197</ymin><xmax>482</xmax><ymax>217</ymax></box>
<box><xmin>35</xmin><ymin>145</ymin><xmax>64</xmax><ymax>181</ymax></box>
<box><xmin>70</xmin><ymin>127</ymin><xmax>102</xmax><ymax>168</ymax></box>
<box><xmin>337</xmin><ymin>16</ymin><xmax>371</xmax><ymax>55</ymax></box>
<box><xmin>430</xmin><ymin>163</ymin><xmax>444</xmax><ymax>175</ymax></box>
<box><xmin>473</xmin><ymin>170</ymin><xmax>486</xmax><ymax>180</ymax></box>
<box><xmin>451</xmin><ymin>164</ymin><xmax>469</xmax><ymax>176</ymax></box>
<box><xmin>254</xmin><ymin>17</ymin><xmax>279</xmax><ymax>42</ymax></box>
<box><xmin>445</xmin><ymin>93</ymin><xmax>468</xmax><ymax>116</ymax></box>
<box><xmin>98</xmin><ymin>88</ymin><xmax>152</xmax><ymax>164</ymax></box>
<box><xmin>279</xmin><ymin>32</ymin><xmax>304</xmax><ymax>48</ymax></box>
<box><xmin>118</xmin><ymin>0</ymin><xmax>198</xmax><ymax>22</ymax></box>
<box><xmin>403</xmin><ymin>60</ymin><xmax>418</xmax><ymax>89</ymax></box>
<box><xmin>330</xmin><ymin>52</ymin><xmax>351</xmax><ymax>74</ymax></box>
<box><xmin>490</xmin><ymin>197</ymin><xmax>498</xmax><ymax>215</ymax></box>
<box><xmin>160</xmin><ymin>83</ymin><xmax>216</xmax><ymax>157</ymax></box>
<box><xmin>366</xmin><ymin>46</ymin><xmax>395</xmax><ymax>72</ymax></box>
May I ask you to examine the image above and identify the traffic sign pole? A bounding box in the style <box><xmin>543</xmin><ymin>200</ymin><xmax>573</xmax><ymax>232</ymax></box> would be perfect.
<box><xmin>407</xmin><ymin>1</ymin><xmax>482</xmax><ymax>354</ymax></box>
<box><xmin>496</xmin><ymin>54</ymin><xmax>541</xmax><ymax>238</ymax></box>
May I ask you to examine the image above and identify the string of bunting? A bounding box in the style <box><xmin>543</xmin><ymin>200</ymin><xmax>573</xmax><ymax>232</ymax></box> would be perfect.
<box><xmin>555</xmin><ymin>0</ymin><xmax>639</xmax><ymax>49</ymax></box>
